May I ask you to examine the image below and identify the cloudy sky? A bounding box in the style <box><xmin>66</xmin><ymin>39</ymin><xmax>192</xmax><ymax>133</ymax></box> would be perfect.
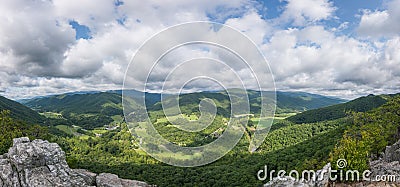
<box><xmin>0</xmin><ymin>0</ymin><xmax>399</xmax><ymax>100</ymax></box>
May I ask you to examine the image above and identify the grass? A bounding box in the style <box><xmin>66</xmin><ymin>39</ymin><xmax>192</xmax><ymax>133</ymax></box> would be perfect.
<box><xmin>156</xmin><ymin>114</ymin><xmax>199</xmax><ymax>124</ymax></box>
<box><xmin>40</xmin><ymin>112</ymin><xmax>64</xmax><ymax>119</ymax></box>
<box><xmin>111</xmin><ymin>115</ymin><xmax>124</xmax><ymax>122</ymax></box>
<box><xmin>79</xmin><ymin>135</ymin><xmax>91</xmax><ymax>140</ymax></box>
<box><xmin>92</xmin><ymin>129</ymin><xmax>108</xmax><ymax>134</ymax></box>
<box><xmin>102</xmin><ymin>102</ymin><xmax>122</xmax><ymax>109</ymax></box>
<box><xmin>274</xmin><ymin>112</ymin><xmax>297</xmax><ymax>119</ymax></box>
<box><xmin>188</xmin><ymin>114</ymin><xmax>198</xmax><ymax>121</ymax></box>
<box><xmin>56</xmin><ymin>125</ymin><xmax>77</xmax><ymax>136</ymax></box>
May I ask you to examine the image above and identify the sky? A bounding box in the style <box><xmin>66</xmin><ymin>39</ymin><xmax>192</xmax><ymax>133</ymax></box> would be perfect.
<box><xmin>0</xmin><ymin>0</ymin><xmax>399</xmax><ymax>100</ymax></box>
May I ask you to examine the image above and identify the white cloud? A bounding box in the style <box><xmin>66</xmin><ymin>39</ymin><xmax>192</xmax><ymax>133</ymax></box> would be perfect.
<box><xmin>262</xmin><ymin>25</ymin><xmax>400</xmax><ymax>99</ymax></box>
<box><xmin>0</xmin><ymin>0</ymin><xmax>398</xmax><ymax>100</ymax></box>
<box><xmin>357</xmin><ymin>0</ymin><xmax>400</xmax><ymax>38</ymax></box>
<box><xmin>279</xmin><ymin>0</ymin><xmax>336</xmax><ymax>26</ymax></box>
<box><xmin>0</xmin><ymin>0</ymin><xmax>254</xmax><ymax>99</ymax></box>
<box><xmin>225</xmin><ymin>10</ymin><xmax>272</xmax><ymax>45</ymax></box>
<box><xmin>0</xmin><ymin>0</ymin><xmax>75</xmax><ymax>77</ymax></box>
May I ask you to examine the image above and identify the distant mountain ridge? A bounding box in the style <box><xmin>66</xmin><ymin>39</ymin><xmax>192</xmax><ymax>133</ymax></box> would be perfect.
<box><xmin>287</xmin><ymin>94</ymin><xmax>394</xmax><ymax>124</ymax></box>
<box><xmin>21</xmin><ymin>90</ymin><xmax>346</xmax><ymax>121</ymax></box>
<box><xmin>0</xmin><ymin>96</ymin><xmax>45</xmax><ymax>124</ymax></box>
<box><xmin>275</xmin><ymin>91</ymin><xmax>347</xmax><ymax>112</ymax></box>
<box><xmin>22</xmin><ymin>92</ymin><xmax>131</xmax><ymax>129</ymax></box>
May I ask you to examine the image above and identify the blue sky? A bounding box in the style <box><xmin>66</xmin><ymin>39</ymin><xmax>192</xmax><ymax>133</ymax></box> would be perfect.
<box><xmin>69</xmin><ymin>20</ymin><xmax>92</xmax><ymax>39</ymax></box>
<box><xmin>0</xmin><ymin>0</ymin><xmax>399</xmax><ymax>99</ymax></box>
<box><xmin>69</xmin><ymin>0</ymin><xmax>385</xmax><ymax>40</ymax></box>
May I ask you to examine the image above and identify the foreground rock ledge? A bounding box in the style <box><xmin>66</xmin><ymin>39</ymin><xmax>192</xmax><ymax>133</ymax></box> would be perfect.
<box><xmin>0</xmin><ymin>137</ymin><xmax>151</xmax><ymax>187</ymax></box>
<box><xmin>265</xmin><ymin>139</ymin><xmax>400</xmax><ymax>187</ymax></box>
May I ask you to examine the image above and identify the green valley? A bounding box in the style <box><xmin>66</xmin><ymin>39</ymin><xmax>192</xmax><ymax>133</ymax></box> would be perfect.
<box><xmin>0</xmin><ymin>90</ymin><xmax>398</xmax><ymax>186</ymax></box>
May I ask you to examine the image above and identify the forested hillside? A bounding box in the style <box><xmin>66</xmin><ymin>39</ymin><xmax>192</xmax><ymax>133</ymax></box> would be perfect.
<box><xmin>4</xmin><ymin>91</ymin><xmax>397</xmax><ymax>186</ymax></box>
<box><xmin>23</xmin><ymin>92</ymin><xmax>138</xmax><ymax>129</ymax></box>
<box><xmin>276</xmin><ymin>91</ymin><xmax>346</xmax><ymax>112</ymax></box>
<box><xmin>21</xmin><ymin>90</ymin><xmax>344</xmax><ymax>130</ymax></box>
<box><xmin>330</xmin><ymin>95</ymin><xmax>400</xmax><ymax>171</ymax></box>
<box><xmin>0</xmin><ymin>96</ymin><xmax>45</xmax><ymax>124</ymax></box>
<box><xmin>24</xmin><ymin>92</ymin><xmax>123</xmax><ymax>115</ymax></box>
<box><xmin>287</xmin><ymin>94</ymin><xmax>389</xmax><ymax>124</ymax></box>
<box><xmin>54</xmin><ymin>94</ymin><xmax>400</xmax><ymax>186</ymax></box>
<box><xmin>0</xmin><ymin>110</ymin><xmax>49</xmax><ymax>154</ymax></box>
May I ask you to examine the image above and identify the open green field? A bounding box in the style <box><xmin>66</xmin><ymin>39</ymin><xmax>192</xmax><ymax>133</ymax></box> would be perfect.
<box><xmin>92</xmin><ymin>129</ymin><xmax>108</xmax><ymax>134</ymax></box>
<box><xmin>273</xmin><ymin>112</ymin><xmax>297</xmax><ymax>119</ymax></box>
<box><xmin>40</xmin><ymin>112</ymin><xmax>64</xmax><ymax>119</ymax></box>
<box><xmin>111</xmin><ymin>115</ymin><xmax>124</xmax><ymax>122</ymax></box>
<box><xmin>55</xmin><ymin>125</ymin><xmax>79</xmax><ymax>136</ymax></box>
<box><xmin>156</xmin><ymin>114</ymin><xmax>199</xmax><ymax>124</ymax></box>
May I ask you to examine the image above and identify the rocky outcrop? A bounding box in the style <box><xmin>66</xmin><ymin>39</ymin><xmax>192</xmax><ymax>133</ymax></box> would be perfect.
<box><xmin>264</xmin><ymin>176</ymin><xmax>312</xmax><ymax>187</ymax></box>
<box><xmin>96</xmin><ymin>173</ymin><xmax>149</xmax><ymax>187</ymax></box>
<box><xmin>265</xmin><ymin>140</ymin><xmax>400</xmax><ymax>186</ymax></box>
<box><xmin>385</xmin><ymin>139</ymin><xmax>400</xmax><ymax>163</ymax></box>
<box><xmin>0</xmin><ymin>137</ymin><xmax>151</xmax><ymax>187</ymax></box>
<box><xmin>369</xmin><ymin>139</ymin><xmax>400</xmax><ymax>183</ymax></box>
<box><xmin>264</xmin><ymin>163</ymin><xmax>330</xmax><ymax>187</ymax></box>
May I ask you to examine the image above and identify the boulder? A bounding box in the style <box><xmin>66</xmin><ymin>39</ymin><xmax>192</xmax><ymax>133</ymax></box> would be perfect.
<box><xmin>384</xmin><ymin>139</ymin><xmax>400</xmax><ymax>162</ymax></box>
<box><xmin>264</xmin><ymin>176</ymin><xmax>312</xmax><ymax>187</ymax></box>
<box><xmin>0</xmin><ymin>137</ymin><xmax>152</xmax><ymax>187</ymax></box>
<box><xmin>96</xmin><ymin>173</ymin><xmax>150</xmax><ymax>187</ymax></box>
<box><xmin>264</xmin><ymin>163</ymin><xmax>330</xmax><ymax>187</ymax></box>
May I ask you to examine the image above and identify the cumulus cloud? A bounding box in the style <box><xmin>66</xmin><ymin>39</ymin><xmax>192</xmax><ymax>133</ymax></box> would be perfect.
<box><xmin>225</xmin><ymin>10</ymin><xmax>273</xmax><ymax>44</ymax></box>
<box><xmin>357</xmin><ymin>0</ymin><xmax>400</xmax><ymax>38</ymax></box>
<box><xmin>261</xmin><ymin>24</ymin><xmax>400</xmax><ymax>99</ymax></box>
<box><xmin>278</xmin><ymin>0</ymin><xmax>336</xmax><ymax>26</ymax></box>
<box><xmin>0</xmin><ymin>0</ymin><xmax>253</xmax><ymax>99</ymax></box>
<box><xmin>0</xmin><ymin>0</ymin><xmax>75</xmax><ymax>77</ymax></box>
<box><xmin>0</xmin><ymin>0</ymin><xmax>398</xmax><ymax>100</ymax></box>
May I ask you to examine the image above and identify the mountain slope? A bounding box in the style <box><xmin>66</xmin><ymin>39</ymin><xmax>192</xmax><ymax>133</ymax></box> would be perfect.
<box><xmin>23</xmin><ymin>90</ymin><xmax>345</xmax><ymax>118</ymax></box>
<box><xmin>23</xmin><ymin>92</ymin><xmax>141</xmax><ymax>129</ymax></box>
<box><xmin>149</xmin><ymin>90</ymin><xmax>345</xmax><ymax>115</ymax></box>
<box><xmin>276</xmin><ymin>91</ymin><xmax>346</xmax><ymax>112</ymax></box>
<box><xmin>0</xmin><ymin>96</ymin><xmax>45</xmax><ymax>124</ymax></box>
<box><xmin>287</xmin><ymin>94</ymin><xmax>389</xmax><ymax>124</ymax></box>
<box><xmin>25</xmin><ymin>92</ymin><xmax>123</xmax><ymax>115</ymax></box>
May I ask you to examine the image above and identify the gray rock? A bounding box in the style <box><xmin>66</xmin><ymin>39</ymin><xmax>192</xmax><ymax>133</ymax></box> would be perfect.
<box><xmin>314</xmin><ymin>163</ymin><xmax>330</xmax><ymax>187</ymax></box>
<box><xmin>121</xmin><ymin>178</ymin><xmax>150</xmax><ymax>187</ymax></box>
<box><xmin>74</xmin><ymin>169</ymin><xmax>97</xmax><ymax>185</ymax></box>
<box><xmin>12</xmin><ymin>137</ymin><xmax>30</xmax><ymax>146</ymax></box>
<box><xmin>96</xmin><ymin>173</ymin><xmax>150</xmax><ymax>187</ymax></box>
<box><xmin>264</xmin><ymin>163</ymin><xmax>331</xmax><ymax>187</ymax></box>
<box><xmin>384</xmin><ymin>139</ymin><xmax>400</xmax><ymax>162</ymax></box>
<box><xmin>368</xmin><ymin>139</ymin><xmax>400</xmax><ymax>182</ymax></box>
<box><xmin>266</xmin><ymin>139</ymin><xmax>400</xmax><ymax>187</ymax></box>
<box><xmin>0</xmin><ymin>137</ymin><xmax>152</xmax><ymax>187</ymax></box>
<box><xmin>366</xmin><ymin>139</ymin><xmax>400</xmax><ymax>184</ymax></box>
<box><xmin>264</xmin><ymin>176</ymin><xmax>312</xmax><ymax>187</ymax></box>
<box><xmin>97</xmin><ymin>173</ymin><xmax>123</xmax><ymax>187</ymax></box>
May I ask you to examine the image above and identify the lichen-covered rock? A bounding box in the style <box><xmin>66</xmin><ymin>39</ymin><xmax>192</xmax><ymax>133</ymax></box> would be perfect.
<box><xmin>384</xmin><ymin>139</ymin><xmax>400</xmax><ymax>162</ymax></box>
<box><xmin>96</xmin><ymin>173</ymin><xmax>150</xmax><ymax>187</ymax></box>
<box><xmin>74</xmin><ymin>169</ymin><xmax>98</xmax><ymax>185</ymax></box>
<box><xmin>0</xmin><ymin>137</ymin><xmax>91</xmax><ymax>187</ymax></box>
<box><xmin>264</xmin><ymin>163</ymin><xmax>330</xmax><ymax>187</ymax></box>
<box><xmin>314</xmin><ymin>163</ymin><xmax>330</xmax><ymax>187</ymax></box>
<box><xmin>368</xmin><ymin>139</ymin><xmax>400</xmax><ymax>183</ymax></box>
<box><xmin>264</xmin><ymin>176</ymin><xmax>312</xmax><ymax>187</ymax></box>
<box><xmin>0</xmin><ymin>137</ymin><xmax>152</xmax><ymax>187</ymax></box>
<box><xmin>96</xmin><ymin>173</ymin><xmax>123</xmax><ymax>187</ymax></box>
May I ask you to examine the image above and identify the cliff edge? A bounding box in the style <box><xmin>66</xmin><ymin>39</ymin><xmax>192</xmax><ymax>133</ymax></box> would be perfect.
<box><xmin>0</xmin><ymin>137</ymin><xmax>151</xmax><ymax>187</ymax></box>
